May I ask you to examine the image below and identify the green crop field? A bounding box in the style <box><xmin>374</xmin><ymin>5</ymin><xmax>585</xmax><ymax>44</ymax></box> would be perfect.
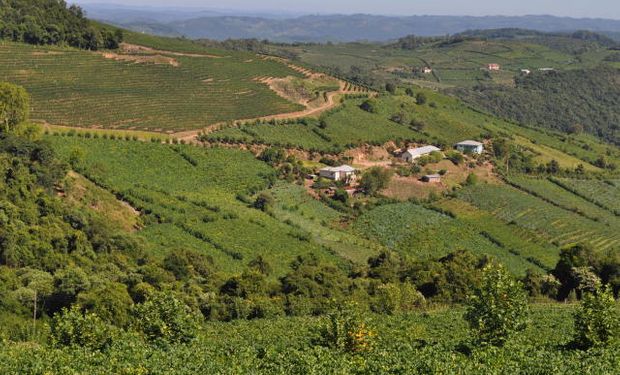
<box><xmin>272</xmin><ymin>38</ymin><xmax>616</xmax><ymax>88</ymax></box>
<box><xmin>45</xmin><ymin>136</ymin><xmax>345</xmax><ymax>275</ymax></box>
<box><xmin>456</xmin><ymin>183</ymin><xmax>620</xmax><ymax>253</ymax></box>
<box><xmin>353</xmin><ymin>202</ymin><xmax>538</xmax><ymax>275</ymax></box>
<box><xmin>0</xmin><ymin>40</ymin><xmax>304</xmax><ymax>132</ymax></box>
<box><xmin>551</xmin><ymin>178</ymin><xmax>620</xmax><ymax>215</ymax></box>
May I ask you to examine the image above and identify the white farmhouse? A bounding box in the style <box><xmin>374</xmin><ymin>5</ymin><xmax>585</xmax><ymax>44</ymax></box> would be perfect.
<box><xmin>319</xmin><ymin>165</ymin><xmax>357</xmax><ymax>182</ymax></box>
<box><xmin>455</xmin><ymin>140</ymin><xmax>484</xmax><ymax>154</ymax></box>
<box><xmin>401</xmin><ymin>145</ymin><xmax>441</xmax><ymax>163</ymax></box>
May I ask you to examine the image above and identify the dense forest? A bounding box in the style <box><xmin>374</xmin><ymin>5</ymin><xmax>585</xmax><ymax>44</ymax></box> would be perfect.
<box><xmin>452</xmin><ymin>68</ymin><xmax>620</xmax><ymax>144</ymax></box>
<box><xmin>0</xmin><ymin>0</ymin><xmax>122</xmax><ymax>49</ymax></box>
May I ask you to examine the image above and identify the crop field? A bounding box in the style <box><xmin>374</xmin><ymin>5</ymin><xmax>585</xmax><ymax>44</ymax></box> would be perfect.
<box><xmin>434</xmin><ymin>199</ymin><xmax>561</xmax><ymax>270</ymax></box>
<box><xmin>456</xmin><ymin>184</ymin><xmax>620</xmax><ymax>253</ymax></box>
<box><xmin>352</xmin><ymin>202</ymin><xmax>537</xmax><ymax>275</ymax></box>
<box><xmin>269</xmin><ymin>183</ymin><xmax>383</xmax><ymax>263</ymax></box>
<box><xmin>551</xmin><ymin>178</ymin><xmax>620</xmax><ymax>215</ymax></box>
<box><xmin>274</xmin><ymin>39</ymin><xmax>616</xmax><ymax>87</ymax></box>
<box><xmin>46</xmin><ymin>136</ymin><xmax>345</xmax><ymax>275</ymax></box>
<box><xmin>4</xmin><ymin>304</ymin><xmax>619</xmax><ymax>374</ymax></box>
<box><xmin>507</xmin><ymin>176</ymin><xmax>620</xmax><ymax>224</ymax></box>
<box><xmin>0</xmin><ymin>41</ymin><xmax>304</xmax><ymax>132</ymax></box>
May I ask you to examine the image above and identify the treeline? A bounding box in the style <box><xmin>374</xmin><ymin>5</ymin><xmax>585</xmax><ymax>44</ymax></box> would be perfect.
<box><xmin>0</xmin><ymin>0</ymin><xmax>122</xmax><ymax>50</ymax></box>
<box><xmin>452</xmin><ymin>67</ymin><xmax>620</xmax><ymax>144</ymax></box>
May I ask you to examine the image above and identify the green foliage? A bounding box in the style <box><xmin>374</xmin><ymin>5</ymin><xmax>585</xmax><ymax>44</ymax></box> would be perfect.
<box><xmin>573</xmin><ymin>282</ymin><xmax>620</xmax><ymax>349</ymax></box>
<box><xmin>371</xmin><ymin>283</ymin><xmax>425</xmax><ymax>314</ymax></box>
<box><xmin>465</xmin><ymin>173</ymin><xmax>478</xmax><ymax>186</ymax></box>
<box><xmin>0</xmin><ymin>0</ymin><xmax>122</xmax><ymax>50</ymax></box>
<box><xmin>455</xmin><ymin>68</ymin><xmax>620</xmax><ymax>143</ymax></box>
<box><xmin>50</xmin><ymin>306</ymin><xmax>112</xmax><ymax>351</ymax></box>
<box><xmin>464</xmin><ymin>264</ymin><xmax>529</xmax><ymax>346</ymax></box>
<box><xmin>253</xmin><ymin>192</ymin><xmax>274</xmax><ymax>212</ymax></box>
<box><xmin>359</xmin><ymin>167</ymin><xmax>393</xmax><ymax>196</ymax></box>
<box><xmin>415</xmin><ymin>92</ymin><xmax>427</xmax><ymax>105</ymax></box>
<box><xmin>132</xmin><ymin>293</ymin><xmax>199</xmax><ymax>345</ymax></box>
<box><xmin>0</xmin><ymin>82</ymin><xmax>29</xmax><ymax>132</ymax></box>
<box><xmin>359</xmin><ymin>98</ymin><xmax>378</xmax><ymax>113</ymax></box>
<box><xmin>317</xmin><ymin>301</ymin><xmax>375</xmax><ymax>353</ymax></box>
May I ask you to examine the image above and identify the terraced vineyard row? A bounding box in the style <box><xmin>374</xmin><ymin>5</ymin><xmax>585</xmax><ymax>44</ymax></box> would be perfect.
<box><xmin>551</xmin><ymin>178</ymin><xmax>620</xmax><ymax>215</ymax></box>
<box><xmin>352</xmin><ymin>202</ymin><xmax>538</xmax><ymax>275</ymax></box>
<box><xmin>45</xmin><ymin>136</ymin><xmax>342</xmax><ymax>275</ymax></box>
<box><xmin>0</xmin><ymin>41</ymin><xmax>304</xmax><ymax>132</ymax></box>
<box><xmin>457</xmin><ymin>184</ymin><xmax>620</xmax><ymax>253</ymax></box>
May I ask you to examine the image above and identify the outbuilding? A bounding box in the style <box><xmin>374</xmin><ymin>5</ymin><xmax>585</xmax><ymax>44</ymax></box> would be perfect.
<box><xmin>401</xmin><ymin>145</ymin><xmax>441</xmax><ymax>163</ymax></box>
<box><xmin>455</xmin><ymin>140</ymin><xmax>484</xmax><ymax>154</ymax></box>
<box><xmin>319</xmin><ymin>165</ymin><xmax>357</xmax><ymax>182</ymax></box>
<box><xmin>422</xmin><ymin>174</ymin><xmax>441</xmax><ymax>183</ymax></box>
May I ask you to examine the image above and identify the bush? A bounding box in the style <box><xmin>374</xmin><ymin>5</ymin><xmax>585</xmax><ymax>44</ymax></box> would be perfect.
<box><xmin>415</xmin><ymin>93</ymin><xmax>427</xmax><ymax>105</ymax></box>
<box><xmin>50</xmin><ymin>306</ymin><xmax>112</xmax><ymax>351</ymax></box>
<box><xmin>360</xmin><ymin>99</ymin><xmax>378</xmax><ymax>113</ymax></box>
<box><xmin>573</xmin><ymin>281</ymin><xmax>619</xmax><ymax>349</ymax></box>
<box><xmin>132</xmin><ymin>293</ymin><xmax>199</xmax><ymax>345</ymax></box>
<box><xmin>372</xmin><ymin>283</ymin><xmax>425</xmax><ymax>314</ymax></box>
<box><xmin>464</xmin><ymin>264</ymin><xmax>529</xmax><ymax>346</ymax></box>
<box><xmin>317</xmin><ymin>301</ymin><xmax>375</xmax><ymax>353</ymax></box>
<box><xmin>360</xmin><ymin>167</ymin><xmax>393</xmax><ymax>196</ymax></box>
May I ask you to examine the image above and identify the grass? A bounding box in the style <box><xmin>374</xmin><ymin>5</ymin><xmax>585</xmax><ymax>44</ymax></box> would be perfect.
<box><xmin>0</xmin><ymin>40</ymin><xmax>303</xmax><ymax>132</ymax></box>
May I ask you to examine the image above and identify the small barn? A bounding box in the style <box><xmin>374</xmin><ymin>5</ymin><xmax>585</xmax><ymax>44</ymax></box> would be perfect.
<box><xmin>455</xmin><ymin>140</ymin><xmax>484</xmax><ymax>154</ymax></box>
<box><xmin>319</xmin><ymin>165</ymin><xmax>357</xmax><ymax>182</ymax></box>
<box><xmin>422</xmin><ymin>67</ymin><xmax>433</xmax><ymax>74</ymax></box>
<box><xmin>401</xmin><ymin>145</ymin><xmax>441</xmax><ymax>163</ymax></box>
<box><xmin>422</xmin><ymin>174</ymin><xmax>441</xmax><ymax>183</ymax></box>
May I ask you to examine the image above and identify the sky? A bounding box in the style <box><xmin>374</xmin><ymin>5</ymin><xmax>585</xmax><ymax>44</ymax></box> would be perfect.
<box><xmin>74</xmin><ymin>0</ymin><xmax>620</xmax><ymax>19</ymax></box>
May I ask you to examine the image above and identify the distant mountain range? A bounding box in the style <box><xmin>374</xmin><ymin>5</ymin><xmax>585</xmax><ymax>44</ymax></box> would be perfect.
<box><xmin>82</xmin><ymin>4</ymin><xmax>620</xmax><ymax>42</ymax></box>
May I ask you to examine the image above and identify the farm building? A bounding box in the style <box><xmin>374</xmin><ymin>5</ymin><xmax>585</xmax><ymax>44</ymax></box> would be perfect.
<box><xmin>422</xmin><ymin>67</ymin><xmax>433</xmax><ymax>74</ymax></box>
<box><xmin>422</xmin><ymin>174</ymin><xmax>442</xmax><ymax>183</ymax></box>
<box><xmin>520</xmin><ymin>69</ymin><xmax>531</xmax><ymax>75</ymax></box>
<box><xmin>401</xmin><ymin>146</ymin><xmax>441</xmax><ymax>163</ymax></box>
<box><xmin>319</xmin><ymin>165</ymin><xmax>357</xmax><ymax>182</ymax></box>
<box><xmin>487</xmin><ymin>63</ymin><xmax>501</xmax><ymax>71</ymax></box>
<box><xmin>455</xmin><ymin>140</ymin><xmax>484</xmax><ymax>154</ymax></box>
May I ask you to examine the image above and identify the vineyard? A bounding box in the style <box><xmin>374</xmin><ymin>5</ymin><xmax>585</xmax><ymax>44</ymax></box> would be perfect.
<box><xmin>46</xmin><ymin>136</ymin><xmax>343</xmax><ymax>275</ymax></box>
<box><xmin>3</xmin><ymin>304</ymin><xmax>618</xmax><ymax>374</ymax></box>
<box><xmin>0</xmin><ymin>41</ymin><xmax>304</xmax><ymax>132</ymax></box>
<box><xmin>551</xmin><ymin>178</ymin><xmax>620</xmax><ymax>215</ymax></box>
<box><xmin>352</xmin><ymin>202</ymin><xmax>538</xmax><ymax>275</ymax></box>
<box><xmin>456</xmin><ymin>184</ymin><xmax>620</xmax><ymax>253</ymax></box>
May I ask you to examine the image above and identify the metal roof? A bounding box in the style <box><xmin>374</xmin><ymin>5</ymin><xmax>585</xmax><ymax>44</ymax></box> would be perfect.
<box><xmin>455</xmin><ymin>140</ymin><xmax>483</xmax><ymax>147</ymax></box>
<box><xmin>404</xmin><ymin>145</ymin><xmax>441</xmax><ymax>157</ymax></box>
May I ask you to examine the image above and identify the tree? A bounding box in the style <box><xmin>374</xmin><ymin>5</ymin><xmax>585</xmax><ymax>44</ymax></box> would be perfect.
<box><xmin>132</xmin><ymin>293</ymin><xmax>199</xmax><ymax>345</ymax></box>
<box><xmin>360</xmin><ymin>99</ymin><xmax>378</xmax><ymax>113</ymax></box>
<box><xmin>253</xmin><ymin>193</ymin><xmax>274</xmax><ymax>212</ymax></box>
<box><xmin>405</xmin><ymin>87</ymin><xmax>415</xmax><ymax>97</ymax></box>
<box><xmin>464</xmin><ymin>264</ymin><xmax>529</xmax><ymax>346</ymax></box>
<box><xmin>50</xmin><ymin>306</ymin><xmax>112</xmax><ymax>351</ymax></box>
<box><xmin>385</xmin><ymin>83</ymin><xmax>397</xmax><ymax>94</ymax></box>
<box><xmin>415</xmin><ymin>92</ymin><xmax>427</xmax><ymax>105</ymax></box>
<box><xmin>573</xmin><ymin>281</ymin><xmax>619</xmax><ymax>349</ymax></box>
<box><xmin>317</xmin><ymin>301</ymin><xmax>375</xmax><ymax>353</ymax></box>
<box><xmin>465</xmin><ymin>173</ymin><xmax>478</xmax><ymax>186</ymax></box>
<box><xmin>359</xmin><ymin>167</ymin><xmax>393</xmax><ymax>196</ymax></box>
<box><xmin>0</xmin><ymin>83</ymin><xmax>30</xmax><ymax>132</ymax></box>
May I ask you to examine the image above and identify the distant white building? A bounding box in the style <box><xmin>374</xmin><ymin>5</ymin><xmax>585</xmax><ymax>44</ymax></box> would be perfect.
<box><xmin>422</xmin><ymin>67</ymin><xmax>433</xmax><ymax>74</ymax></box>
<box><xmin>401</xmin><ymin>146</ymin><xmax>441</xmax><ymax>163</ymax></box>
<box><xmin>422</xmin><ymin>174</ymin><xmax>442</xmax><ymax>183</ymax></box>
<box><xmin>520</xmin><ymin>69</ymin><xmax>531</xmax><ymax>75</ymax></box>
<box><xmin>455</xmin><ymin>140</ymin><xmax>484</xmax><ymax>154</ymax></box>
<box><xmin>319</xmin><ymin>165</ymin><xmax>357</xmax><ymax>182</ymax></box>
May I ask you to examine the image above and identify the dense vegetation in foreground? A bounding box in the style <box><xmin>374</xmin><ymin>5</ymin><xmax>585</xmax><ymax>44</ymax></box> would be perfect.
<box><xmin>2</xmin><ymin>305</ymin><xmax>619</xmax><ymax>374</ymax></box>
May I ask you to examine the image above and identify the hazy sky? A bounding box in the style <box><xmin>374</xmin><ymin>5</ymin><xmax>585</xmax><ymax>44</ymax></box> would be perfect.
<box><xmin>75</xmin><ymin>0</ymin><xmax>620</xmax><ymax>19</ymax></box>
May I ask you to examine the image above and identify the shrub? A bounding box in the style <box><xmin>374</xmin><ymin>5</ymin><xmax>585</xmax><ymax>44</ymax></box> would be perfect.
<box><xmin>50</xmin><ymin>306</ymin><xmax>112</xmax><ymax>351</ymax></box>
<box><xmin>573</xmin><ymin>281</ymin><xmax>619</xmax><ymax>349</ymax></box>
<box><xmin>360</xmin><ymin>99</ymin><xmax>378</xmax><ymax>113</ymax></box>
<box><xmin>372</xmin><ymin>283</ymin><xmax>425</xmax><ymax>314</ymax></box>
<box><xmin>360</xmin><ymin>167</ymin><xmax>393</xmax><ymax>196</ymax></box>
<box><xmin>317</xmin><ymin>301</ymin><xmax>375</xmax><ymax>353</ymax></box>
<box><xmin>464</xmin><ymin>264</ymin><xmax>529</xmax><ymax>346</ymax></box>
<box><xmin>415</xmin><ymin>92</ymin><xmax>427</xmax><ymax>105</ymax></box>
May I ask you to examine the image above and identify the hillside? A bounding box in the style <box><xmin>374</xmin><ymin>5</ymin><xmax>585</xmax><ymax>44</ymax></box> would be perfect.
<box><xmin>452</xmin><ymin>67</ymin><xmax>620</xmax><ymax>144</ymax></box>
<box><xmin>0</xmin><ymin>5</ymin><xmax>619</xmax><ymax>373</ymax></box>
<box><xmin>83</xmin><ymin>8</ymin><xmax>620</xmax><ymax>42</ymax></box>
